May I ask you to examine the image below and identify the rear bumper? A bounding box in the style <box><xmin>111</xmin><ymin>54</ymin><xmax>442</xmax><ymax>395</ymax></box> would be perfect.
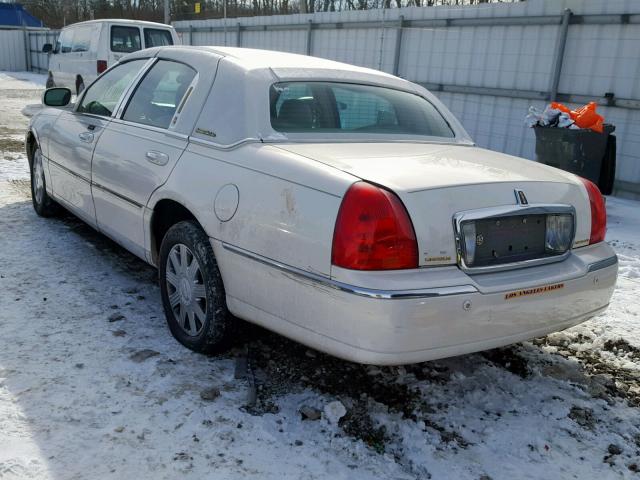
<box><xmin>214</xmin><ymin>240</ymin><xmax>617</xmax><ymax>365</ymax></box>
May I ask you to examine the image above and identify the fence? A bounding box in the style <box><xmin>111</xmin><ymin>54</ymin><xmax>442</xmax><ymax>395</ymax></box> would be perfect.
<box><xmin>27</xmin><ymin>30</ymin><xmax>59</xmax><ymax>73</ymax></box>
<box><xmin>0</xmin><ymin>0</ymin><xmax>638</xmax><ymax>197</ymax></box>
<box><xmin>0</xmin><ymin>27</ymin><xmax>57</xmax><ymax>72</ymax></box>
<box><xmin>174</xmin><ymin>0</ymin><xmax>640</xmax><ymax>198</ymax></box>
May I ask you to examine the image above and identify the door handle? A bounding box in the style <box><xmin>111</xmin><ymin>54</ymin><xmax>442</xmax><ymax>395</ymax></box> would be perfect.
<box><xmin>78</xmin><ymin>131</ymin><xmax>94</xmax><ymax>143</ymax></box>
<box><xmin>145</xmin><ymin>150</ymin><xmax>169</xmax><ymax>166</ymax></box>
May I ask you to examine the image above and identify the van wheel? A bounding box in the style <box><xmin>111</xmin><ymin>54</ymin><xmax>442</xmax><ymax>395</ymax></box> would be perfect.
<box><xmin>30</xmin><ymin>146</ymin><xmax>60</xmax><ymax>217</ymax></box>
<box><xmin>159</xmin><ymin>221</ymin><xmax>232</xmax><ymax>354</ymax></box>
<box><xmin>76</xmin><ymin>77</ymin><xmax>85</xmax><ymax>95</ymax></box>
<box><xmin>46</xmin><ymin>74</ymin><xmax>55</xmax><ymax>88</ymax></box>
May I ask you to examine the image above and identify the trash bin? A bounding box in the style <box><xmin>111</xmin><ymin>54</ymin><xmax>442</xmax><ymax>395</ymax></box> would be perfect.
<box><xmin>533</xmin><ymin>124</ymin><xmax>616</xmax><ymax>194</ymax></box>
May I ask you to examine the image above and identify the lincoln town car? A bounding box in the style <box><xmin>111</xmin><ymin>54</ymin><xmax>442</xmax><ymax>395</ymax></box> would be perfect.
<box><xmin>26</xmin><ymin>46</ymin><xmax>618</xmax><ymax>365</ymax></box>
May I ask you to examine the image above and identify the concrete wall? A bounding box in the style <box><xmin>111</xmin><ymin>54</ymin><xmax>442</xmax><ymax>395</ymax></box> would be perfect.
<box><xmin>174</xmin><ymin>0</ymin><xmax>640</xmax><ymax>198</ymax></box>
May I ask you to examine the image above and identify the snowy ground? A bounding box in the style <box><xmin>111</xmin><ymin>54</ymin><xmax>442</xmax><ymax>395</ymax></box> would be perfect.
<box><xmin>0</xmin><ymin>71</ymin><xmax>639</xmax><ymax>480</ymax></box>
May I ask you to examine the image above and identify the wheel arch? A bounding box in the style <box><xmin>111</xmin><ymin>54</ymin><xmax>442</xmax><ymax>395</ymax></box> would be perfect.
<box><xmin>148</xmin><ymin>198</ymin><xmax>209</xmax><ymax>266</ymax></box>
<box><xmin>25</xmin><ymin>130</ymin><xmax>39</xmax><ymax>167</ymax></box>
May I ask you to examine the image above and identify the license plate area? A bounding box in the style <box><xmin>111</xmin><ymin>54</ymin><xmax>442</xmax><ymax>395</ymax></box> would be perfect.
<box><xmin>455</xmin><ymin>205</ymin><xmax>576</xmax><ymax>272</ymax></box>
<box><xmin>469</xmin><ymin>214</ymin><xmax>547</xmax><ymax>267</ymax></box>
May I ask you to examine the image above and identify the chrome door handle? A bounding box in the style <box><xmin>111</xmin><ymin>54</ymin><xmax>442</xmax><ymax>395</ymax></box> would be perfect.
<box><xmin>145</xmin><ymin>150</ymin><xmax>169</xmax><ymax>166</ymax></box>
<box><xmin>78</xmin><ymin>132</ymin><xmax>94</xmax><ymax>143</ymax></box>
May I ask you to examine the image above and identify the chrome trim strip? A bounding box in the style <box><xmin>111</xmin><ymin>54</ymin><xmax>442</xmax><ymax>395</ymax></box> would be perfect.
<box><xmin>188</xmin><ymin>135</ymin><xmax>261</xmax><ymax>151</ymax></box>
<box><xmin>453</xmin><ymin>203</ymin><xmax>577</xmax><ymax>274</ymax></box>
<box><xmin>221</xmin><ymin>242</ymin><xmax>478</xmax><ymax>300</ymax></box>
<box><xmin>48</xmin><ymin>157</ymin><xmax>91</xmax><ymax>183</ymax></box>
<box><xmin>587</xmin><ymin>255</ymin><xmax>618</xmax><ymax>272</ymax></box>
<box><xmin>92</xmin><ymin>182</ymin><xmax>144</xmax><ymax>209</ymax></box>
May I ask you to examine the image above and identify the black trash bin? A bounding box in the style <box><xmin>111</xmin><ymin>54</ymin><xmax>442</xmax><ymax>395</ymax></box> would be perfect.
<box><xmin>533</xmin><ymin>124</ymin><xmax>616</xmax><ymax>194</ymax></box>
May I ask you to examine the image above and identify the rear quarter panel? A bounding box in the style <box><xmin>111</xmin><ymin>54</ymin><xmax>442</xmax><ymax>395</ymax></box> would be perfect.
<box><xmin>148</xmin><ymin>142</ymin><xmax>356</xmax><ymax>278</ymax></box>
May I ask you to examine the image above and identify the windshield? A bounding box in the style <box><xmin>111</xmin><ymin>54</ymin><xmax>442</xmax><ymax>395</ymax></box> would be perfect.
<box><xmin>269</xmin><ymin>81</ymin><xmax>454</xmax><ymax>138</ymax></box>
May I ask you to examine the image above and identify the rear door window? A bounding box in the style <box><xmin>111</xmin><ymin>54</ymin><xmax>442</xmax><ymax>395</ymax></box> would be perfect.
<box><xmin>72</xmin><ymin>26</ymin><xmax>92</xmax><ymax>52</ymax></box>
<box><xmin>122</xmin><ymin>60</ymin><xmax>196</xmax><ymax>129</ymax></box>
<box><xmin>111</xmin><ymin>26</ymin><xmax>141</xmax><ymax>53</ymax></box>
<box><xmin>144</xmin><ymin>29</ymin><xmax>174</xmax><ymax>48</ymax></box>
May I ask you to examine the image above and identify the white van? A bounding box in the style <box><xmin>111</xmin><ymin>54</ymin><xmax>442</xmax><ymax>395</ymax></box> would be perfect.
<box><xmin>43</xmin><ymin>19</ymin><xmax>179</xmax><ymax>94</ymax></box>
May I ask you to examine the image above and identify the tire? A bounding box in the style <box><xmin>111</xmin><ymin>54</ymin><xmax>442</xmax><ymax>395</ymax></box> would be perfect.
<box><xmin>159</xmin><ymin>220</ymin><xmax>231</xmax><ymax>353</ymax></box>
<box><xmin>45</xmin><ymin>74</ymin><xmax>55</xmax><ymax>88</ymax></box>
<box><xmin>76</xmin><ymin>78</ymin><xmax>85</xmax><ymax>96</ymax></box>
<box><xmin>30</xmin><ymin>146</ymin><xmax>60</xmax><ymax>217</ymax></box>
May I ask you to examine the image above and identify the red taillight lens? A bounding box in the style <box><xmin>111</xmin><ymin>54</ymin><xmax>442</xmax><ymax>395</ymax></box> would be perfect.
<box><xmin>332</xmin><ymin>182</ymin><xmax>418</xmax><ymax>270</ymax></box>
<box><xmin>580</xmin><ymin>177</ymin><xmax>606</xmax><ymax>244</ymax></box>
<box><xmin>97</xmin><ymin>60</ymin><xmax>108</xmax><ymax>75</ymax></box>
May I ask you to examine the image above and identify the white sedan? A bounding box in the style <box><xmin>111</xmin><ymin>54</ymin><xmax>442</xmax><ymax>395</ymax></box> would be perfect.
<box><xmin>26</xmin><ymin>46</ymin><xmax>618</xmax><ymax>365</ymax></box>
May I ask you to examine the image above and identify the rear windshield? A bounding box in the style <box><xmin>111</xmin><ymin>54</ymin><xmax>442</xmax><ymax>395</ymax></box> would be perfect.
<box><xmin>270</xmin><ymin>81</ymin><xmax>454</xmax><ymax>138</ymax></box>
<box><xmin>144</xmin><ymin>28</ymin><xmax>174</xmax><ymax>48</ymax></box>
<box><xmin>111</xmin><ymin>26</ymin><xmax>141</xmax><ymax>53</ymax></box>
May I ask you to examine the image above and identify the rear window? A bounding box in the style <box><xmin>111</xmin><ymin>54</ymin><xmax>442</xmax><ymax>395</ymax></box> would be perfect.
<box><xmin>111</xmin><ymin>26</ymin><xmax>141</xmax><ymax>53</ymax></box>
<box><xmin>270</xmin><ymin>81</ymin><xmax>454</xmax><ymax>138</ymax></box>
<box><xmin>144</xmin><ymin>28</ymin><xmax>174</xmax><ymax>48</ymax></box>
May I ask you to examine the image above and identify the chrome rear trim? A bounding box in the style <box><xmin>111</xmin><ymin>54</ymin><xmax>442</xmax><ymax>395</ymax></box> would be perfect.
<box><xmin>587</xmin><ymin>254</ymin><xmax>618</xmax><ymax>272</ymax></box>
<box><xmin>453</xmin><ymin>203</ymin><xmax>576</xmax><ymax>274</ymax></box>
<box><xmin>221</xmin><ymin>242</ymin><xmax>478</xmax><ymax>300</ymax></box>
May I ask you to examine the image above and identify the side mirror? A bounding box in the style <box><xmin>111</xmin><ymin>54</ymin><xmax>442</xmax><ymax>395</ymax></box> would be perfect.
<box><xmin>42</xmin><ymin>87</ymin><xmax>72</xmax><ymax>107</ymax></box>
<box><xmin>42</xmin><ymin>43</ymin><xmax>53</xmax><ymax>53</ymax></box>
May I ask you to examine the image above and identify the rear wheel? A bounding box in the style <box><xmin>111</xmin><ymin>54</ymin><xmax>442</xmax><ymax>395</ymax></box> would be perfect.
<box><xmin>30</xmin><ymin>147</ymin><xmax>59</xmax><ymax>217</ymax></box>
<box><xmin>159</xmin><ymin>221</ymin><xmax>231</xmax><ymax>353</ymax></box>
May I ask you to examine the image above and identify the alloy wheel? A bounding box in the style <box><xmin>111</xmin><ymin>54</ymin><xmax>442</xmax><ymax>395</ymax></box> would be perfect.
<box><xmin>165</xmin><ymin>243</ymin><xmax>208</xmax><ymax>336</ymax></box>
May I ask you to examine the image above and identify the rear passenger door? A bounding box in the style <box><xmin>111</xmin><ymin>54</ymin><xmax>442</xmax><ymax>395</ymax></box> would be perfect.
<box><xmin>91</xmin><ymin>59</ymin><xmax>197</xmax><ymax>258</ymax></box>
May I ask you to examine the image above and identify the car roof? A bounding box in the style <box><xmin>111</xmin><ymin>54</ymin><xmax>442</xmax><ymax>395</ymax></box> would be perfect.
<box><xmin>128</xmin><ymin>45</ymin><xmax>400</xmax><ymax>81</ymax></box>
<box><xmin>64</xmin><ymin>18</ymin><xmax>173</xmax><ymax>29</ymax></box>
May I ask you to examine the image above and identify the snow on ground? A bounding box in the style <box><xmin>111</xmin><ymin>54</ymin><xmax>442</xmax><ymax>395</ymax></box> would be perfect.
<box><xmin>0</xmin><ymin>72</ymin><xmax>639</xmax><ymax>480</ymax></box>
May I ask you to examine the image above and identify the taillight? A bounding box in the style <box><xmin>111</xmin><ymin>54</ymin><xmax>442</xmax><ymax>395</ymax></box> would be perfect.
<box><xmin>332</xmin><ymin>182</ymin><xmax>418</xmax><ymax>270</ymax></box>
<box><xmin>580</xmin><ymin>177</ymin><xmax>606</xmax><ymax>244</ymax></box>
<box><xmin>97</xmin><ymin>60</ymin><xmax>108</xmax><ymax>75</ymax></box>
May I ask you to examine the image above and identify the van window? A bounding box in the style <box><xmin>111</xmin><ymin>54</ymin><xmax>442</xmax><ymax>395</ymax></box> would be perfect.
<box><xmin>111</xmin><ymin>26</ymin><xmax>141</xmax><ymax>53</ymax></box>
<box><xmin>72</xmin><ymin>26</ymin><xmax>92</xmax><ymax>52</ymax></box>
<box><xmin>57</xmin><ymin>29</ymin><xmax>73</xmax><ymax>53</ymax></box>
<box><xmin>123</xmin><ymin>60</ymin><xmax>196</xmax><ymax>129</ymax></box>
<box><xmin>144</xmin><ymin>29</ymin><xmax>173</xmax><ymax>48</ymax></box>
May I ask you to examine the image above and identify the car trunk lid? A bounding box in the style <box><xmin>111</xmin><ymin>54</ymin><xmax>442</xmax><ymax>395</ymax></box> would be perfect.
<box><xmin>274</xmin><ymin>142</ymin><xmax>592</xmax><ymax>268</ymax></box>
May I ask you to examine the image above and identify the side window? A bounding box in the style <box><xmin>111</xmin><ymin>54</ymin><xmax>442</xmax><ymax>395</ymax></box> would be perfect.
<box><xmin>77</xmin><ymin>60</ymin><xmax>147</xmax><ymax>117</ymax></box>
<box><xmin>144</xmin><ymin>29</ymin><xmax>174</xmax><ymax>48</ymax></box>
<box><xmin>71</xmin><ymin>26</ymin><xmax>92</xmax><ymax>52</ymax></box>
<box><xmin>122</xmin><ymin>60</ymin><xmax>196</xmax><ymax>129</ymax></box>
<box><xmin>58</xmin><ymin>29</ymin><xmax>74</xmax><ymax>54</ymax></box>
<box><xmin>111</xmin><ymin>26</ymin><xmax>141</xmax><ymax>53</ymax></box>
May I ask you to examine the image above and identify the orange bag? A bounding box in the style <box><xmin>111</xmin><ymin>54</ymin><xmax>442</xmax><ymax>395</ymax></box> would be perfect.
<box><xmin>551</xmin><ymin>101</ymin><xmax>604</xmax><ymax>133</ymax></box>
<box><xmin>573</xmin><ymin>102</ymin><xmax>604</xmax><ymax>133</ymax></box>
<box><xmin>551</xmin><ymin>102</ymin><xmax>572</xmax><ymax>115</ymax></box>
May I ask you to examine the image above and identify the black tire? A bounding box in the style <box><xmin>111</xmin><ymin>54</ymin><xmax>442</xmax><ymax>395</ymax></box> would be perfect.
<box><xmin>45</xmin><ymin>74</ymin><xmax>55</xmax><ymax>88</ymax></box>
<box><xmin>30</xmin><ymin>146</ymin><xmax>60</xmax><ymax>217</ymax></box>
<box><xmin>76</xmin><ymin>78</ymin><xmax>85</xmax><ymax>96</ymax></box>
<box><xmin>159</xmin><ymin>220</ymin><xmax>231</xmax><ymax>353</ymax></box>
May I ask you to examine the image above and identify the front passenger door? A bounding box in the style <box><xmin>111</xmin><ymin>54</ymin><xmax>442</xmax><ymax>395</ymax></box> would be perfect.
<box><xmin>91</xmin><ymin>59</ymin><xmax>197</xmax><ymax>259</ymax></box>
